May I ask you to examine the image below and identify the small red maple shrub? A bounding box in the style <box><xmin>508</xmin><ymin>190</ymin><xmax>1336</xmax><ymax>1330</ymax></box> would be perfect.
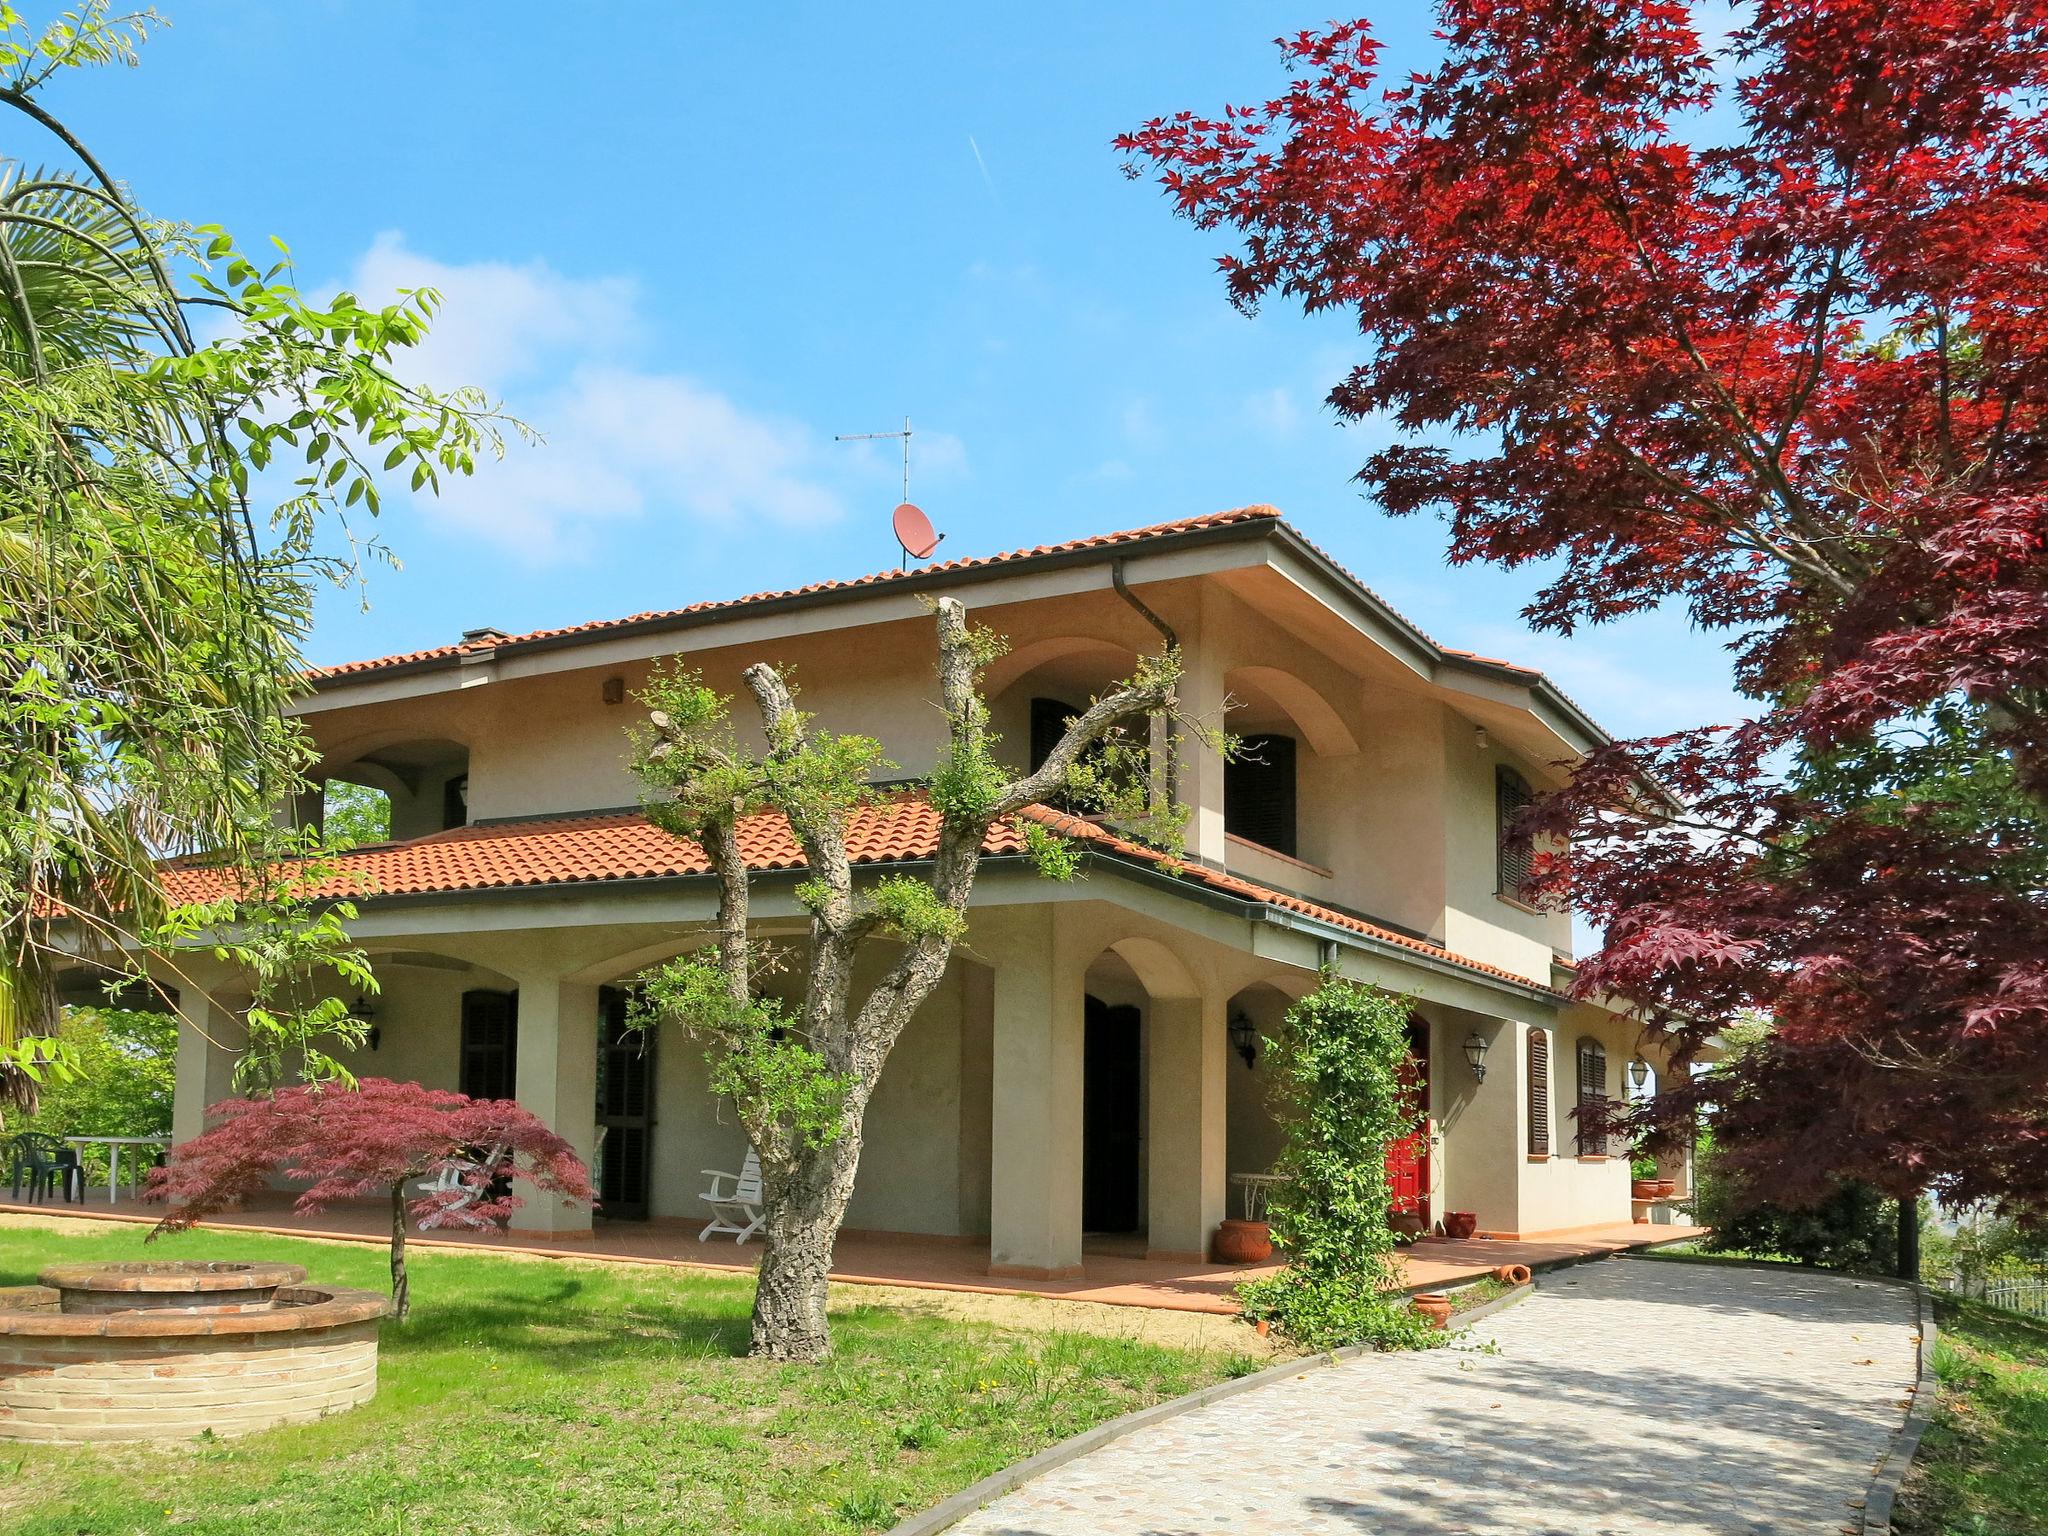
<box><xmin>147</xmin><ymin>1078</ymin><xmax>595</xmax><ymax>1318</ymax></box>
<box><xmin>1121</xmin><ymin>2</ymin><xmax>2048</xmax><ymax>1217</ymax></box>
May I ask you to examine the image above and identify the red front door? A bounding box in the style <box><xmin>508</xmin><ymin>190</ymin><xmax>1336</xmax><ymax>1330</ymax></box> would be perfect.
<box><xmin>1386</xmin><ymin>1021</ymin><xmax>1432</xmax><ymax>1214</ymax></box>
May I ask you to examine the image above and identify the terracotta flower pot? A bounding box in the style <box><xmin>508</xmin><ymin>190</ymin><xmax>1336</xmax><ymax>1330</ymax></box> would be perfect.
<box><xmin>1213</xmin><ymin>1218</ymin><xmax>1273</xmax><ymax>1265</ymax></box>
<box><xmin>1443</xmin><ymin>1210</ymin><xmax>1478</xmax><ymax>1241</ymax></box>
<box><xmin>1411</xmin><ymin>1292</ymin><xmax>1453</xmax><ymax>1329</ymax></box>
<box><xmin>1655</xmin><ymin>1178</ymin><xmax>1677</xmax><ymax>1199</ymax></box>
<box><xmin>1493</xmin><ymin>1263</ymin><xmax>1532</xmax><ymax>1286</ymax></box>
<box><xmin>1389</xmin><ymin>1210</ymin><xmax>1428</xmax><ymax>1238</ymax></box>
<box><xmin>1632</xmin><ymin>1179</ymin><xmax>1661</xmax><ymax>1200</ymax></box>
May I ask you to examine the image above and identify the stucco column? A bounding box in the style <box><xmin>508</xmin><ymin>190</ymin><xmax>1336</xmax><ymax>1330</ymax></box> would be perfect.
<box><xmin>1176</xmin><ymin>596</ymin><xmax>1229</xmax><ymax>869</ymax></box>
<box><xmin>510</xmin><ymin>974</ymin><xmax>600</xmax><ymax>1235</ymax></box>
<box><xmin>171</xmin><ymin>999</ymin><xmax>244</xmax><ymax>1143</ymax></box>
<box><xmin>987</xmin><ymin>908</ymin><xmax>1086</xmax><ymax>1279</ymax></box>
<box><xmin>1145</xmin><ymin>989</ymin><xmax>1228</xmax><ymax>1261</ymax></box>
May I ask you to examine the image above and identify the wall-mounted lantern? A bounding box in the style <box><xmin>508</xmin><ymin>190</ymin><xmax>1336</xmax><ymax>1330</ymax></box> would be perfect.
<box><xmin>1627</xmin><ymin>1055</ymin><xmax>1651</xmax><ymax>1093</ymax></box>
<box><xmin>1228</xmin><ymin>1009</ymin><xmax>1259</xmax><ymax>1070</ymax></box>
<box><xmin>348</xmin><ymin>995</ymin><xmax>381</xmax><ymax>1053</ymax></box>
<box><xmin>1462</xmin><ymin>1029</ymin><xmax>1490</xmax><ymax>1083</ymax></box>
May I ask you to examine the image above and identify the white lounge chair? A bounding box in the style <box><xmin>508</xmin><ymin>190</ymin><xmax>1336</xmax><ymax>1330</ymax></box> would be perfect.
<box><xmin>699</xmin><ymin>1148</ymin><xmax>764</xmax><ymax>1243</ymax></box>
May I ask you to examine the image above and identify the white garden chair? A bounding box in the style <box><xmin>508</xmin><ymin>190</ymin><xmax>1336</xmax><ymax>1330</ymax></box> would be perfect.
<box><xmin>699</xmin><ymin>1148</ymin><xmax>764</xmax><ymax>1244</ymax></box>
<box><xmin>412</xmin><ymin>1146</ymin><xmax>502</xmax><ymax>1231</ymax></box>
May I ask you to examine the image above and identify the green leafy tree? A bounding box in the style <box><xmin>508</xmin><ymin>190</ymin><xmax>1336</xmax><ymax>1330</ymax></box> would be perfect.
<box><xmin>11</xmin><ymin>1005</ymin><xmax>173</xmax><ymax>1181</ymax></box>
<box><xmin>1237</xmin><ymin>977</ymin><xmax>1440</xmax><ymax>1351</ymax></box>
<box><xmin>0</xmin><ymin>3</ymin><xmax>511</xmax><ymax>1114</ymax></box>
<box><xmin>629</xmin><ymin>598</ymin><xmax>1194</xmax><ymax>1361</ymax></box>
<box><xmin>319</xmin><ymin>781</ymin><xmax>392</xmax><ymax>850</ymax></box>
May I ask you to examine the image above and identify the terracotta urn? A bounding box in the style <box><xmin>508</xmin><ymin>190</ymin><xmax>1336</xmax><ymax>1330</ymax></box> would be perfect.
<box><xmin>1442</xmin><ymin>1210</ymin><xmax>1478</xmax><ymax>1241</ymax></box>
<box><xmin>1655</xmin><ymin>1178</ymin><xmax>1677</xmax><ymax>1199</ymax></box>
<box><xmin>1493</xmin><ymin>1263</ymin><xmax>1532</xmax><ymax>1286</ymax></box>
<box><xmin>1411</xmin><ymin>1292</ymin><xmax>1454</xmax><ymax>1330</ymax></box>
<box><xmin>1632</xmin><ymin>1178</ymin><xmax>1661</xmax><ymax>1201</ymax></box>
<box><xmin>1213</xmin><ymin>1218</ymin><xmax>1274</xmax><ymax>1264</ymax></box>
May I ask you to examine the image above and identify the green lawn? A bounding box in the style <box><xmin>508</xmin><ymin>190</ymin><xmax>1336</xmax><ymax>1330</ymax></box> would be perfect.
<box><xmin>1894</xmin><ymin>1297</ymin><xmax>2048</xmax><ymax>1536</ymax></box>
<box><xmin>0</xmin><ymin>1223</ymin><xmax>1246</xmax><ymax>1536</ymax></box>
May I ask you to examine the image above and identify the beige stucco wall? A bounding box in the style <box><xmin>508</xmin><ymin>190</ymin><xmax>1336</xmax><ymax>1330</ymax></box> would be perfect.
<box><xmin>1513</xmin><ymin>1005</ymin><xmax>1640</xmax><ymax>1236</ymax></box>
<box><xmin>298</xmin><ymin>566</ymin><xmax>1579</xmax><ymax>983</ymax></box>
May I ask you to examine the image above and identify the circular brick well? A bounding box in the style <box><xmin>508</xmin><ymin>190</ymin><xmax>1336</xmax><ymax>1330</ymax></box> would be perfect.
<box><xmin>0</xmin><ymin>1261</ymin><xmax>388</xmax><ymax>1443</ymax></box>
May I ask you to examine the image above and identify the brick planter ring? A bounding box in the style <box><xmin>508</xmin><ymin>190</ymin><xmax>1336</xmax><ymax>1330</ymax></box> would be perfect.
<box><xmin>0</xmin><ymin>1262</ymin><xmax>388</xmax><ymax>1444</ymax></box>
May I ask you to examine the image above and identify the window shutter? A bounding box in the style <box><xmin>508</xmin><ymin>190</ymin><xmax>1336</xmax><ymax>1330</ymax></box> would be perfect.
<box><xmin>1029</xmin><ymin>697</ymin><xmax>1074</xmax><ymax>775</ymax></box>
<box><xmin>1497</xmin><ymin>766</ymin><xmax>1534</xmax><ymax>901</ymax></box>
<box><xmin>1575</xmin><ymin>1037</ymin><xmax>1608</xmax><ymax>1156</ymax></box>
<box><xmin>1527</xmin><ymin>1028</ymin><xmax>1550</xmax><ymax>1156</ymax></box>
<box><xmin>460</xmin><ymin>988</ymin><xmax>519</xmax><ymax>1101</ymax></box>
<box><xmin>1225</xmin><ymin>733</ymin><xmax>1298</xmax><ymax>858</ymax></box>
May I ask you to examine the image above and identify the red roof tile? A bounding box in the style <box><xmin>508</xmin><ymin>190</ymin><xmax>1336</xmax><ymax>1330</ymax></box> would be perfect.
<box><xmin>304</xmin><ymin>506</ymin><xmax>1283</xmax><ymax>683</ymax></box>
<box><xmin>162</xmin><ymin>798</ymin><xmax>1556</xmax><ymax>995</ymax></box>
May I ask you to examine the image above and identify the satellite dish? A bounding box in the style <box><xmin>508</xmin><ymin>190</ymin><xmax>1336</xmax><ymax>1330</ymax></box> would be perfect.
<box><xmin>892</xmin><ymin>502</ymin><xmax>944</xmax><ymax>565</ymax></box>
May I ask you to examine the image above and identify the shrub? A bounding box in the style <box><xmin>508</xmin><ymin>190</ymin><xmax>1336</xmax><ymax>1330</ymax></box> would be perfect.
<box><xmin>1692</xmin><ymin>1137</ymin><xmax>1901</xmax><ymax>1273</ymax></box>
<box><xmin>1235</xmin><ymin>976</ymin><xmax>1441</xmax><ymax>1351</ymax></box>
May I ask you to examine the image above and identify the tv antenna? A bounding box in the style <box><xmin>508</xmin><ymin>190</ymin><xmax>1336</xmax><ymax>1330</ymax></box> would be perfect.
<box><xmin>835</xmin><ymin>415</ymin><xmax>945</xmax><ymax>568</ymax></box>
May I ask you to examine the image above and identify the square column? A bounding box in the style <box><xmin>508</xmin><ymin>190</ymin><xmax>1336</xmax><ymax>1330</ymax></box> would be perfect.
<box><xmin>510</xmin><ymin>975</ymin><xmax>600</xmax><ymax>1236</ymax></box>
<box><xmin>1145</xmin><ymin>990</ymin><xmax>1228</xmax><ymax>1261</ymax></box>
<box><xmin>171</xmin><ymin>1000</ymin><xmax>245</xmax><ymax>1143</ymax></box>
<box><xmin>987</xmin><ymin>909</ymin><xmax>1087</xmax><ymax>1279</ymax></box>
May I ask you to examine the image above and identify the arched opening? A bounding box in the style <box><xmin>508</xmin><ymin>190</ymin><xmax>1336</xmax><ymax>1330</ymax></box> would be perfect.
<box><xmin>987</xmin><ymin>639</ymin><xmax>1143</xmax><ymax>781</ymax></box>
<box><xmin>1077</xmin><ymin>935</ymin><xmax>1200</xmax><ymax>1248</ymax></box>
<box><xmin>1221</xmin><ymin>666</ymin><xmax>1358</xmax><ymax>870</ymax></box>
<box><xmin>320</xmin><ymin>737</ymin><xmax>470</xmax><ymax>843</ymax></box>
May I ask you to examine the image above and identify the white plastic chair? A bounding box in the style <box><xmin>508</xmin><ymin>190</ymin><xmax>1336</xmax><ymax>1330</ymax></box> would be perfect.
<box><xmin>699</xmin><ymin>1148</ymin><xmax>764</xmax><ymax>1243</ymax></box>
<box><xmin>413</xmin><ymin>1147</ymin><xmax>501</xmax><ymax>1231</ymax></box>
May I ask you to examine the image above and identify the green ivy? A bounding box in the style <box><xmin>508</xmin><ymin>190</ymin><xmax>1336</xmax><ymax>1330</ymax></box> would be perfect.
<box><xmin>1236</xmin><ymin>975</ymin><xmax>1443</xmax><ymax>1351</ymax></box>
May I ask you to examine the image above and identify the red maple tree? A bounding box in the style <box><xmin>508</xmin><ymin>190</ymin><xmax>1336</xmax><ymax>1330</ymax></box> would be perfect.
<box><xmin>147</xmin><ymin>1078</ymin><xmax>595</xmax><ymax>1318</ymax></box>
<box><xmin>1120</xmin><ymin>2</ymin><xmax>2048</xmax><ymax>1216</ymax></box>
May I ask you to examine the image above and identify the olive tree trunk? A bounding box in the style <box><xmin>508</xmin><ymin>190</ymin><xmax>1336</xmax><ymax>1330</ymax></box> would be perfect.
<box><xmin>748</xmin><ymin>1125</ymin><xmax>865</xmax><ymax>1359</ymax></box>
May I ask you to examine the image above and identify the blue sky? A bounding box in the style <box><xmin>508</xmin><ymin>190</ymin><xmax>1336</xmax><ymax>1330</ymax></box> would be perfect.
<box><xmin>49</xmin><ymin>1</ymin><xmax>1741</xmax><ymax>739</ymax></box>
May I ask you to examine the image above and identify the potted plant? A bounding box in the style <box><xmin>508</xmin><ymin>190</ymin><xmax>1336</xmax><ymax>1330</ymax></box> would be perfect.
<box><xmin>1411</xmin><ymin>1292</ymin><xmax>1453</xmax><ymax>1329</ymax></box>
<box><xmin>1213</xmin><ymin>1217</ymin><xmax>1273</xmax><ymax>1264</ymax></box>
<box><xmin>1389</xmin><ymin>1208</ymin><xmax>1428</xmax><ymax>1239</ymax></box>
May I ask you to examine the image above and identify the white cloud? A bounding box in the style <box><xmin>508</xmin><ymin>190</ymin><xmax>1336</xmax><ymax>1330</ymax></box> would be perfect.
<box><xmin>339</xmin><ymin>233</ymin><xmax>871</xmax><ymax>561</ymax></box>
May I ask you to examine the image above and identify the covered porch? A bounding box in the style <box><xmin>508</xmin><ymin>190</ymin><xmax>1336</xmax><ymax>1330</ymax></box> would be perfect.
<box><xmin>0</xmin><ymin>1193</ymin><xmax>1706</xmax><ymax>1316</ymax></box>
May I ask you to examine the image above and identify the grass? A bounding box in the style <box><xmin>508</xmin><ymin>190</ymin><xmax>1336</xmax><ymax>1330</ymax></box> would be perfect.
<box><xmin>1447</xmin><ymin>1275</ymin><xmax>1513</xmax><ymax>1313</ymax></box>
<box><xmin>0</xmin><ymin>1223</ymin><xmax>1246</xmax><ymax>1536</ymax></box>
<box><xmin>1893</xmin><ymin>1296</ymin><xmax>2048</xmax><ymax>1536</ymax></box>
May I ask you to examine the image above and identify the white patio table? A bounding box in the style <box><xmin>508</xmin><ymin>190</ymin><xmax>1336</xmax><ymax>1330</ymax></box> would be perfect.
<box><xmin>1231</xmin><ymin>1171</ymin><xmax>1290</xmax><ymax>1221</ymax></box>
<box><xmin>64</xmin><ymin>1135</ymin><xmax>170</xmax><ymax>1205</ymax></box>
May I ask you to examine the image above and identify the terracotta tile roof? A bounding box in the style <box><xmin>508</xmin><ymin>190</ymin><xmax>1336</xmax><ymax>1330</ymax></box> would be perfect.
<box><xmin>162</xmin><ymin>798</ymin><xmax>1557</xmax><ymax>996</ymax></box>
<box><xmin>304</xmin><ymin>506</ymin><xmax>1284</xmax><ymax>683</ymax></box>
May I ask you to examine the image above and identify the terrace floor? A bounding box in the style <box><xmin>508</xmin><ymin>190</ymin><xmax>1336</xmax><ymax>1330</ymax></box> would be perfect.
<box><xmin>0</xmin><ymin>1192</ymin><xmax>1705</xmax><ymax>1315</ymax></box>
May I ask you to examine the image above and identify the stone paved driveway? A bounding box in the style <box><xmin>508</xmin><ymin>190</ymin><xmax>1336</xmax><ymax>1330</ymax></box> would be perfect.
<box><xmin>947</xmin><ymin>1257</ymin><xmax>1920</xmax><ymax>1536</ymax></box>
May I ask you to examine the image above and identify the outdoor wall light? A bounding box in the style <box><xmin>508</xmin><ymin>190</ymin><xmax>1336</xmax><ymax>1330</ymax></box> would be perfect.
<box><xmin>1462</xmin><ymin>1029</ymin><xmax>1490</xmax><ymax>1083</ymax></box>
<box><xmin>348</xmin><ymin>995</ymin><xmax>380</xmax><ymax>1052</ymax></box>
<box><xmin>1627</xmin><ymin>1055</ymin><xmax>1651</xmax><ymax>1093</ymax></box>
<box><xmin>1228</xmin><ymin>1009</ymin><xmax>1259</xmax><ymax>1070</ymax></box>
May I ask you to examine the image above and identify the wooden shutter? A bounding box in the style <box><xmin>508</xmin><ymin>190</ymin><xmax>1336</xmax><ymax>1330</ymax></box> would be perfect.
<box><xmin>1029</xmin><ymin>697</ymin><xmax>1074</xmax><ymax>775</ymax></box>
<box><xmin>459</xmin><ymin>988</ymin><xmax>518</xmax><ymax>1101</ymax></box>
<box><xmin>1527</xmin><ymin>1028</ymin><xmax>1550</xmax><ymax>1156</ymax></box>
<box><xmin>1225</xmin><ymin>733</ymin><xmax>1298</xmax><ymax>858</ymax></box>
<box><xmin>1496</xmin><ymin>766</ymin><xmax>1534</xmax><ymax>900</ymax></box>
<box><xmin>1575</xmin><ymin>1037</ymin><xmax>1608</xmax><ymax>1156</ymax></box>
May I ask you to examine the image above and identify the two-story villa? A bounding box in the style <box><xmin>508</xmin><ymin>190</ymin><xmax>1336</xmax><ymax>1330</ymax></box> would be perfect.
<box><xmin>164</xmin><ymin>505</ymin><xmax>1676</xmax><ymax>1278</ymax></box>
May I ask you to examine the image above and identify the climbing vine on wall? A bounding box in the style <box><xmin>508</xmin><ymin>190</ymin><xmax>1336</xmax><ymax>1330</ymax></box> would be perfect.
<box><xmin>1237</xmin><ymin>974</ymin><xmax>1440</xmax><ymax>1350</ymax></box>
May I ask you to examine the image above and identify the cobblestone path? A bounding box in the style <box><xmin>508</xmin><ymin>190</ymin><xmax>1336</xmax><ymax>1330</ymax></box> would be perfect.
<box><xmin>948</xmin><ymin>1257</ymin><xmax>1920</xmax><ymax>1535</ymax></box>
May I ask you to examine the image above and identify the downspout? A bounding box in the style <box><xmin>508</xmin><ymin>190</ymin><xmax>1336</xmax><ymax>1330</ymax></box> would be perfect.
<box><xmin>1111</xmin><ymin>555</ymin><xmax>1180</xmax><ymax>809</ymax></box>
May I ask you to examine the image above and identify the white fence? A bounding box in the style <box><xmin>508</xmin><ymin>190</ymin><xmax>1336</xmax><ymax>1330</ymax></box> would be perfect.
<box><xmin>1942</xmin><ymin>1275</ymin><xmax>2048</xmax><ymax>1318</ymax></box>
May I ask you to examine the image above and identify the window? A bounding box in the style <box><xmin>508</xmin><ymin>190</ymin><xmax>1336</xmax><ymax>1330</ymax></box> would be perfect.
<box><xmin>1029</xmin><ymin>697</ymin><xmax>1077</xmax><ymax>775</ymax></box>
<box><xmin>1574</xmin><ymin>1036</ymin><xmax>1609</xmax><ymax>1156</ymax></box>
<box><xmin>1226</xmin><ymin>733</ymin><xmax>1298</xmax><ymax>858</ymax></box>
<box><xmin>1496</xmin><ymin>766</ymin><xmax>1535</xmax><ymax>902</ymax></box>
<box><xmin>441</xmin><ymin>773</ymin><xmax>469</xmax><ymax>831</ymax></box>
<box><xmin>1527</xmin><ymin>1028</ymin><xmax>1551</xmax><ymax>1156</ymax></box>
<box><xmin>459</xmin><ymin>988</ymin><xmax>518</xmax><ymax>1100</ymax></box>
